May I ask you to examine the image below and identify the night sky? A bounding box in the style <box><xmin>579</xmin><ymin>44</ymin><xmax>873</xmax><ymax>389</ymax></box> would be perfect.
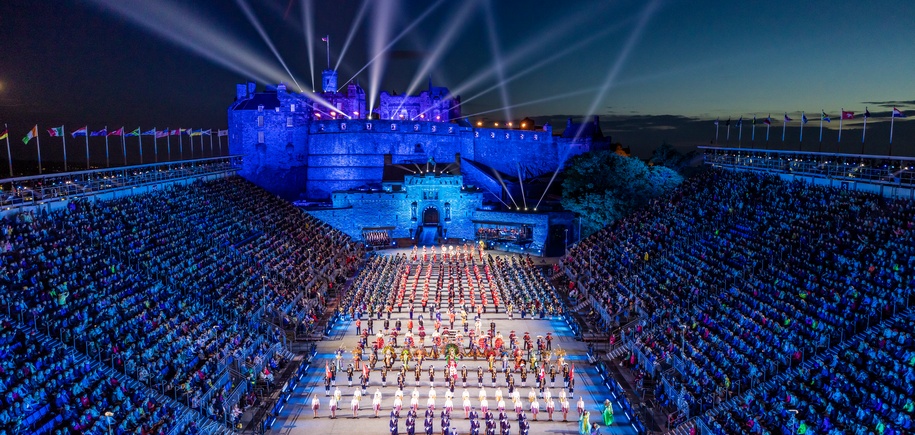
<box><xmin>1</xmin><ymin>0</ymin><xmax>914</xmax><ymax>165</ymax></box>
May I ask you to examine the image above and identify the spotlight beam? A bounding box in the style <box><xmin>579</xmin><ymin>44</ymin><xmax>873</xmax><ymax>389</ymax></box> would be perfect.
<box><xmin>517</xmin><ymin>163</ymin><xmax>527</xmax><ymax>210</ymax></box>
<box><xmin>462</xmin><ymin>86</ymin><xmax>599</xmax><ymax>119</ymax></box>
<box><xmin>368</xmin><ymin>0</ymin><xmax>398</xmax><ymax>115</ymax></box>
<box><xmin>578</xmin><ymin>0</ymin><xmax>661</xmax><ymax>140</ymax></box>
<box><xmin>433</xmin><ymin>4</ymin><xmax>621</xmax><ymax>107</ymax></box>
<box><xmin>301</xmin><ymin>0</ymin><xmax>316</xmax><ymax>91</ymax></box>
<box><xmin>395</xmin><ymin>0</ymin><xmax>480</xmax><ymax>115</ymax></box>
<box><xmin>338</xmin><ymin>0</ymin><xmax>445</xmax><ymax>91</ymax></box>
<box><xmin>334</xmin><ymin>0</ymin><xmax>370</xmax><ymax>72</ymax></box>
<box><xmin>483</xmin><ymin>0</ymin><xmax>511</xmax><ymax>122</ymax></box>
<box><xmin>420</xmin><ymin>19</ymin><xmax>628</xmax><ymax>119</ymax></box>
<box><xmin>235</xmin><ymin>0</ymin><xmax>304</xmax><ymax>91</ymax></box>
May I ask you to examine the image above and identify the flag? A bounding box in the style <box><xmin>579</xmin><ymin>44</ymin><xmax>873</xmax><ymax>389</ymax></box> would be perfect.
<box><xmin>713</xmin><ymin>118</ymin><xmax>719</xmax><ymax>126</ymax></box>
<box><xmin>736</xmin><ymin>117</ymin><xmax>743</xmax><ymax>127</ymax></box>
<box><xmin>22</xmin><ymin>125</ymin><xmax>38</xmax><ymax>144</ymax></box>
<box><xmin>725</xmin><ymin>118</ymin><xmax>730</xmax><ymax>127</ymax></box>
<box><xmin>752</xmin><ymin>116</ymin><xmax>757</xmax><ymax>125</ymax></box>
<box><xmin>190</xmin><ymin>129</ymin><xmax>203</xmax><ymax>137</ymax></box>
<box><xmin>91</xmin><ymin>128</ymin><xmax>107</xmax><ymax>136</ymax></box>
<box><xmin>864</xmin><ymin>108</ymin><xmax>871</xmax><ymax>118</ymax></box>
<box><xmin>763</xmin><ymin>117</ymin><xmax>772</xmax><ymax>126</ymax></box>
<box><xmin>821</xmin><ymin>112</ymin><xmax>830</xmax><ymax>123</ymax></box>
<box><xmin>784</xmin><ymin>114</ymin><xmax>792</xmax><ymax>122</ymax></box>
<box><xmin>47</xmin><ymin>126</ymin><xmax>64</xmax><ymax>137</ymax></box>
<box><xmin>108</xmin><ymin>127</ymin><xmax>124</xmax><ymax>136</ymax></box>
<box><xmin>218</xmin><ymin>129</ymin><xmax>228</xmax><ymax>136</ymax></box>
<box><xmin>155</xmin><ymin>131</ymin><xmax>169</xmax><ymax>139</ymax></box>
<box><xmin>0</xmin><ymin>130</ymin><xmax>7</xmax><ymax>140</ymax></box>
<box><xmin>802</xmin><ymin>113</ymin><xmax>809</xmax><ymax>124</ymax></box>
<box><xmin>893</xmin><ymin>107</ymin><xmax>905</xmax><ymax>118</ymax></box>
<box><xmin>169</xmin><ymin>129</ymin><xmax>180</xmax><ymax>136</ymax></box>
<box><xmin>141</xmin><ymin>129</ymin><xmax>156</xmax><ymax>135</ymax></box>
<box><xmin>202</xmin><ymin>129</ymin><xmax>211</xmax><ymax>135</ymax></box>
<box><xmin>321</xmin><ymin>36</ymin><xmax>328</xmax><ymax>42</ymax></box>
<box><xmin>841</xmin><ymin>111</ymin><xmax>854</xmax><ymax>120</ymax></box>
<box><xmin>325</xmin><ymin>362</ymin><xmax>331</xmax><ymax>379</ymax></box>
<box><xmin>71</xmin><ymin>126</ymin><xmax>88</xmax><ymax>137</ymax></box>
<box><xmin>180</xmin><ymin>128</ymin><xmax>189</xmax><ymax>135</ymax></box>
<box><xmin>569</xmin><ymin>364</ymin><xmax>574</xmax><ymax>381</ymax></box>
<box><xmin>126</xmin><ymin>128</ymin><xmax>141</xmax><ymax>137</ymax></box>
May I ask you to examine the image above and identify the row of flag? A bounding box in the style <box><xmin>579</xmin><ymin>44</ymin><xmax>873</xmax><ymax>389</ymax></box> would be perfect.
<box><xmin>1</xmin><ymin>126</ymin><xmax>230</xmax><ymax>144</ymax></box>
<box><xmin>714</xmin><ymin>107</ymin><xmax>905</xmax><ymax>127</ymax></box>
<box><xmin>713</xmin><ymin>106</ymin><xmax>907</xmax><ymax>145</ymax></box>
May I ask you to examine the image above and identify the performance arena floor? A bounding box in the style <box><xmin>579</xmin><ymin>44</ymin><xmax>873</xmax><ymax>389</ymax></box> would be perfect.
<box><xmin>268</xmin><ymin>249</ymin><xmax>637</xmax><ymax>435</ymax></box>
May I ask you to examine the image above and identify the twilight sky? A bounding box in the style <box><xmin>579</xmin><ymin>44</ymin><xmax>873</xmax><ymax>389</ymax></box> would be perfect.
<box><xmin>1</xmin><ymin>0</ymin><xmax>914</xmax><ymax>160</ymax></box>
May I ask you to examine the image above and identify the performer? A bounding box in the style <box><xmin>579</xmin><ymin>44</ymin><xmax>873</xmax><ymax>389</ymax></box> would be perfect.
<box><xmin>424</xmin><ymin>412</ymin><xmax>434</xmax><ymax>435</ymax></box>
<box><xmin>546</xmin><ymin>396</ymin><xmax>555</xmax><ymax>421</ymax></box>
<box><xmin>394</xmin><ymin>394</ymin><xmax>404</xmax><ymax>416</ymax></box>
<box><xmin>382</xmin><ymin>367</ymin><xmax>389</xmax><ymax>387</ymax></box>
<box><xmin>578</xmin><ymin>411</ymin><xmax>590</xmax><ymax>435</ymax></box>
<box><xmin>429</xmin><ymin>365</ymin><xmax>436</xmax><ymax>388</ymax></box>
<box><xmin>444</xmin><ymin>391</ymin><xmax>454</xmax><ymax>415</ymax></box>
<box><xmin>485</xmin><ymin>412</ymin><xmax>496</xmax><ymax>435</ymax></box>
<box><xmin>440</xmin><ymin>410</ymin><xmax>451</xmax><ymax>435</ymax></box>
<box><xmin>480</xmin><ymin>397</ymin><xmax>489</xmax><ymax>415</ymax></box>
<box><xmin>530</xmin><ymin>398</ymin><xmax>539</xmax><ymax>421</ymax></box>
<box><xmin>347</xmin><ymin>364</ymin><xmax>355</xmax><ymax>387</ymax></box>
<box><xmin>519</xmin><ymin>414</ymin><xmax>530</xmax><ymax>435</ymax></box>
<box><xmin>351</xmin><ymin>392</ymin><xmax>361</xmax><ymax>418</ymax></box>
<box><xmin>398</xmin><ymin>374</ymin><xmax>406</xmax><ymax>391</ymax></box>
<box><xmin>469</xmin><ymin>407</ymin><xmax>480</xmax><ymax>435</ymax></box>
<box><xmin>311</xmin><ymin>394</ymin><xmax>320</xmax><ymax>418</ymax></box>
<box><xmin>507</xmin><ymin>374</ymin><xmax>515</xmax><ymax>394</ymax></box>
<box><xmin>329</xmin><ymin>395</ymin><xmax>338</xmax><ymax>419</ymax></box>
<box><xmin>549</xmin><ymin>365</ymin><xmax>557</xmax><ymax>388</ymax></box>
<box><xmin>324</xmin><ymin>371</ymin><xmax>332</xmax><ymax>396</ymax></box>
<box><xmin>411</xmin><ymin>389</ymin><xmax>420</xmax><ymax>412</ymax></box>
<box><xmin>374</xmin><ymin>389</ymin><xmax>383</xmax><ymax>417</ymax></box>
<box><xmin>334</xmin><ymin>387</ymin><xmax>342</xmax><ymax>406</ymax></box>
<box><xmin>602</xmin><ymin>399</ymin><xmax>614</xmax><ymax>425</ymax></box>
<box><xmin>390</xmin><ymin>410</ymin><xmax>399</xmax><ymax>435</ymax></box>
<box><xmin>477</xmin><ymin>366</ymin><xmax>485</xmax><ymax>387</ymax></box>
<box><xmin>406</xmin><ymin>412</ymin><xmax>416</xmax><ymax>435</ymax></box>
<box><xmin>577</xmin><ymin>397</ymin><xmax>585</xmax><ymax>416</ymax></box>
<box><xmin>520</xmin><ymin>366</ymin><xmax>528</xmax><ymax>388</ymax></box>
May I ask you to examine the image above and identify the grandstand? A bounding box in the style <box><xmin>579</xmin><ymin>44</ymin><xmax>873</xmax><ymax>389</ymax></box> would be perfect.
<box><xmin>561</xmin><ymin>156</ymin><xmax>914</xmax><ymax>434</ymax></box>
<box><xmin>1</xmin><ymin>159</ymin><xmax>361</xmax><ymax>433</ymax></box>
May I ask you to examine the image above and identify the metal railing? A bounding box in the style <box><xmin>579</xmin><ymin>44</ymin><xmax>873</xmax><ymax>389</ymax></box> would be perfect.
<box><xmin>0</xmin><ymin>155</ymin><xmax>242</xmax><ymax>208</ymax></box>
<box><xmin>700</xmin><ymin>146</ymin><xmax>915</xmax><ymax>187</ymax></box>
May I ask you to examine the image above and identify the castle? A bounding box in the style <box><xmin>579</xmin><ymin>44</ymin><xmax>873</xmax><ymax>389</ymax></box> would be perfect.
<box><xmin>227</xmin><ymin>70</ymin><xmax>610</xmax><ymax>251</ymax></box>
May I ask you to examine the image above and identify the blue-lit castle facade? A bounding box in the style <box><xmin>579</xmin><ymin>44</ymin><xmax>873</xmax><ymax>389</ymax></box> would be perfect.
<box><xmin>227</xmin><ymin>71</ymin><xmax>608</xmax><ymax>251</ymax></box>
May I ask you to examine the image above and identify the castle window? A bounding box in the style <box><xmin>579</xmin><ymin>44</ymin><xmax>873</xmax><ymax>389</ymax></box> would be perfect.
<box><xmin>504</xmin><ymin>133</ymin><xmax>510</xmax><ymax>140</ymax></box>
<box><xmin>431</xmin><ymin>125</ymin><xmax>437</xmax><ymax>133</ymax></box>
<box><xmin>257</xmin><ymin>131</ymin><xmax>265</xmax><ymax>143</ymax></box>
<box><xmin>286</xmin><ymin>117</ymin><xmax>293</xmax><ymax>128</ymax></box>
<box><xmin>490</xmin><ymin>132</ymin><xmax>495</xmax><ymax>139</ymax></box>
<box><xmin>413</xmin><ymin>124</ymin><xmax>420</xmax><ymax>132</ymax></box>
<box><xmin>414</xmin><ymin>143</ymin><xmax>424</xmax><ymax>154</ymax></box>
<box><xmin>391</xmin><ymin>124</ymin><xmax>397</xmax><ymax>131</ymax></box>
<box><xmin>366</xmin><ymin>123</ymin><xmax>373</xmax><ymax>130</ymax></box>
<box><xmin>257</xmin><ymin>105</ymin><xmax>264</xmax><ymax>112</ymax></box>
<box><xmin>341</xmin><ymin>123</ymin><xmax>347</xmax><ymax>130</ymax></box>
<box><xmin>258</xmin><ymin>116</ymin><xmax>264</xmax><ymax>127</ymax></box>
<box><xmin>533</xmin><ymin>134</ymin><xmax>539</xmax><ymax>141</ymax></box>
<box><xmin>290</xmin><ymin>104</ymin><xmax>296</xmax><ymax>112</ymax></box>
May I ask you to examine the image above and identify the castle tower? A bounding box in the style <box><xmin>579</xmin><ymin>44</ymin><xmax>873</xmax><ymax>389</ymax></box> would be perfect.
<box><xmin>322</xmin><ymin>69</ymin><xmax>338</xmax><ymax>93</ymax></box>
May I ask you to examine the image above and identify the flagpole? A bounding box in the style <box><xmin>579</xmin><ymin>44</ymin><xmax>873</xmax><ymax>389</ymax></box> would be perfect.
<box><xmin>737</xmin><ymin>120</ymin><xmax>742</xmax><ymax>148</ymax></box>
<box><xmin>838</xmin><ymin>109</ymin><xmax>844</xmax><ymax>144</ymax></box>
<box><xmin>121</xmin><ymin>127</ymin><xmax>127</xmax><ymax>166</ymax></box>
<box><xmin>782</xmin><ymin>116</ymin><xmax>786</xmax><ymax>143</ymax></box>
<box><xmin>154</xmin><ymin>128</ymin><xmax>159</xmax><ymax>163</ymax></box>
<box><xmin>105</xmin><ymin>125</ymin><xmax>110</xmax><ymax>167</ymax></box>
<box><xmin>218</xmin><ymin>132</ymin><xmax>223</xmax><ymax>156</ymax></box>
<box><xmin>765</xmin><ymin>116</ymin><xmax>770</xmax><ymax>145</ymax></box>
<box><xmin>726</xmin><ymin>122</ymin><xmax>730</xmax><ymax>144</ymax></box>
<box><xmin>751</xmin><ymin>116</ymin><xmax>756</xmax><ymax>143</ymax></box>
<box><xmin>84</xmin><ymin>128</ymin><xmax>90</xmax><ymax>170</ymax></box>
<box><xmin>799</xmin><ymin>112</ymin><xmax>804</xmax><ymax>145</ymax></box>
<box><xmin>62</xmin><ymin>125</ymin><xmax>68</xmax><ymax>172</ymax></box>
<box><xmin>4</xmin><ymin>123</ymin><xmax>12</xmax><ymax>177</ymax></box>
<box><xmin>861</xmin><ymin>108</ymin><xmax>868</xmax><ymax>154</ymax></box>
<box><xmin>818</xmin><ymin>112</ymin><xmax>823</xmax><ymax>144</ymax></box>
<box><xmin>715</xmin><ymin>121</ymin><xmax>719</xmax><ymax>145</ymax></box>
<box><xmin>209</xmin><ymin>131</ymin><xmax>214</xmax><ymax>157</ymax></box>
<box><xmin>36</xmin><ymin>126</ymin><xmax>42</xmax><ymax>175</ymax></box>
<box><xmin>889</xmin><ymin>112</ymin><xmax>895</xmax><ymax>156</ymax></box>
<box><xmin>179</xmin><ymin>130</ymin><xmax>184</xmax><ymax>160</ymax></box>
<box><xmin>166</xmin><ymin>128</ymin><xmax>171</xmax><ymax>161</ymax></box>
<box><xmin>138</xmin><ymin>127</ymin><xmax>144</xmax><ymax>164</ymax></box>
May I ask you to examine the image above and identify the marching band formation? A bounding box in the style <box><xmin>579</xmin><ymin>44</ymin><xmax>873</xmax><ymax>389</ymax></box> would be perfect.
<box><xmin>307</xmin><ymin>245</ymin><xmax>610</xmax><ymax>434</ymax></box>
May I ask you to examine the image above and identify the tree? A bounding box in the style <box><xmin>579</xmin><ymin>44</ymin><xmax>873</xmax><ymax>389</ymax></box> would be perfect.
<box><xmin>650</xmin><ymin>142</ymin><xmax>696</xmax><ymax>173</ymax></box>
<box><xmin>562</xmin><ymin>150</ymin><xmax>683</xmax><ymax>236</ymax></box>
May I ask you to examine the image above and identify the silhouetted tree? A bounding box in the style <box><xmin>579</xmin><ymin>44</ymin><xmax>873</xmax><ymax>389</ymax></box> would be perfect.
<box><xmin>562</xmin><ymin>150</ymin><xmax>683</xmax><ymax>236</ymax></box>
<box><xmin>650</xmin><ymin>142</ymin><xmax>696</xmax><ymax>173</ymax></box>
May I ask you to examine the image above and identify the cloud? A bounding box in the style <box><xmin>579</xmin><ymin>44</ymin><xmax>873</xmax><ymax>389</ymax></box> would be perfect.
<box><xmin>390</xmin><ymin>50</ymin><xmax>427</xmax><ymax>60</ymax></box>
<box><xmin>860</xmin><ymin>100</ymin><xmax>915</xmax><ymax>109</ymax></box>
